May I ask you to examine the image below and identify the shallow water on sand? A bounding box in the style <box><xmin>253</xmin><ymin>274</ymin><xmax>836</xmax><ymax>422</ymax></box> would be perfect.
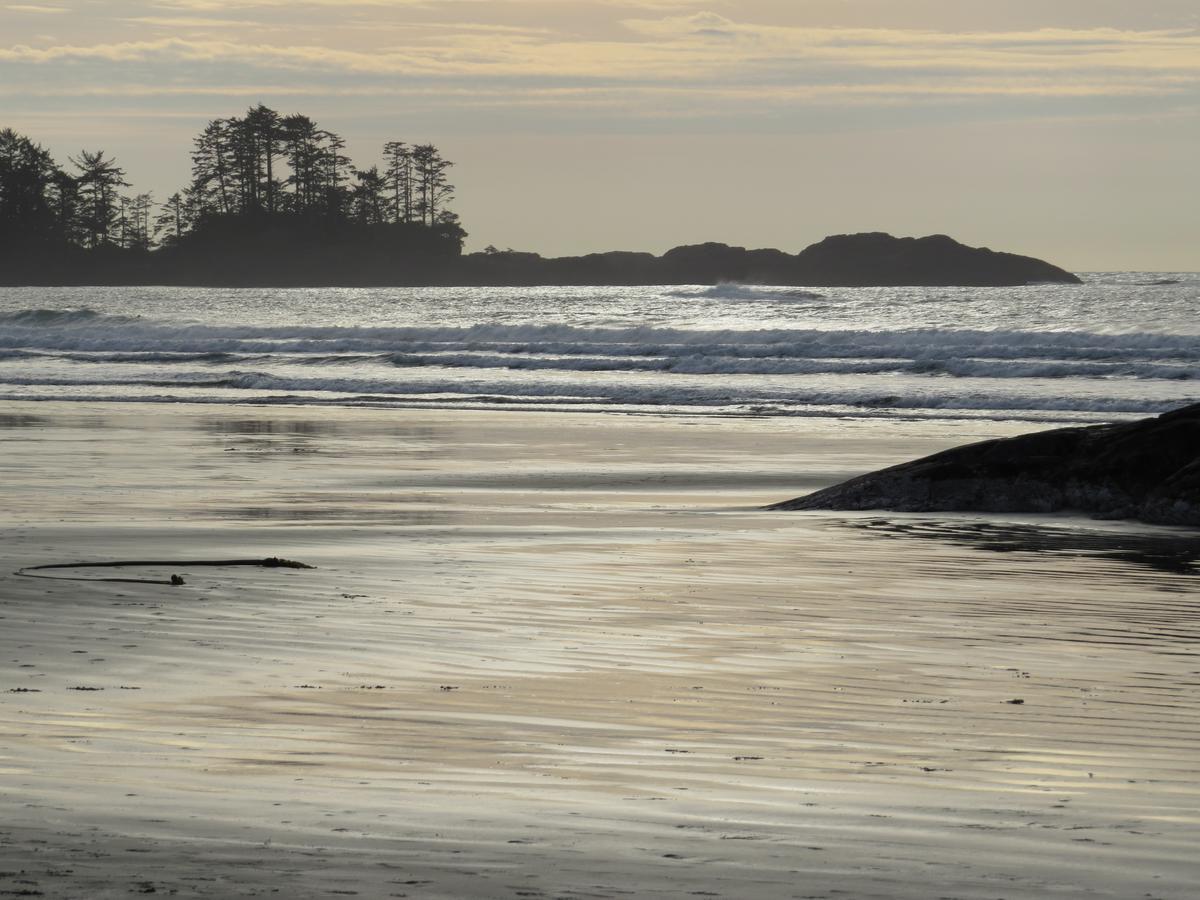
<box><xmin>1</xmin><ymin>402</ymin><xmax>1197</xmax><ymax>899</ymax></box>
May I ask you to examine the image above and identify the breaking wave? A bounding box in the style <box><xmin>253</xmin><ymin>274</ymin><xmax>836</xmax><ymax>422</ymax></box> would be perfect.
<box><xmin>2</xmin><ymin>298</ymin><xmax>1197</xmax><ymax>419</ymax></box>
<box><xmin>3</xmin><ymin>311</ymin><xmax>1199</xmax><ymax>367</ymax></box>
<box><xmin>0</xmin><ymin>369</ymin><xmax>1184</xmax><ymax>416</ymax></box>
<box><xmin>0</xmin><ymin>307</ymin><xmax>133</xmax><ymax>326</ymax></box>
<box><xmin>664</xmin><ymin>285</ymin><xmax>826</xmax><ymax>302</ymax></box>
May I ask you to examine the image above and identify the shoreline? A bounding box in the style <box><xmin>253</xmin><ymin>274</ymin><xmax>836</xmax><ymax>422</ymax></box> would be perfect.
<box><xmin>0</xmin><ymin>232</ymin><xmax>1085</xmax><ymax>289</ymax></box>
<box><xmin>2</xmin><ymin>400</ymin><xmax>1197</xmax><ymax>898</ymax></box>
<box><xmin>0</xmin><ymin>395</ymin><xmax>1160</xmax><ymax>429</ymax></box>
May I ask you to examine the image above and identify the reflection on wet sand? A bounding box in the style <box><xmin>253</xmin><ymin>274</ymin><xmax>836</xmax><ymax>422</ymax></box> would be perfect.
<box><xmin>3</xmin><ymin>401</ymin><xmax>1198</xmax><ymax>900</ymax></box>
<box><xmin>0</xmin><ymin>412</ymin><xmax>104</xmax><ymax>430</ymax></box>
<box><xmin>198</xmin><ymin>417</ymin><xmax>442</xmax><ymax>443</ymax></box>
<box><xmin>197</xmin><ymin>416</ymin><xmax>444</xmax><ymax>463</ymax></box>
<box><xmin>0</xmin><ymin>413</ymin><xmax>50</xmax><ymax>428</ymax></box>
<box><xmin>223</xmin><ymin>503</ymin><xmax>449</xmax><ymax>526</ymax></box>
<box><xmin>852</xmin><ymin>517</ymin><xmax>1200</xmax><ymax>575</ymax></box>
<box><xmin>199</xmin><ymin>418</ymin><xmax>343</xmax><ymax>436</ymax></box>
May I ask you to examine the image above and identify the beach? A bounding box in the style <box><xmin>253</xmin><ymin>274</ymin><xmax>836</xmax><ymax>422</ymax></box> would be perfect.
<box><xmin>1</xmin><ymin>400</ymin><xmax>1197</xmax><ymax>898</ymax></box>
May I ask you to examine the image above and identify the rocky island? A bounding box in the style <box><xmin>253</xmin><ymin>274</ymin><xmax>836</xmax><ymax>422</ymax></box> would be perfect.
<box><xmin>769</xmin><ymin>404</ymin><xmax>1200</xmax><ymax>526</ymax></box>
<box><xmin>452</xmin><ymin>232</ymin><xmax>1081</xmax><ymax>288</ymax></box>
<box><xmin>3</xmin><ymin>116</ymin><xmax>1080</xmax><ymax>287</ymax></box>
<box><xmin>1</xmin><ymin>230</ymin><xmax>1082</xmax><ymax>288</ymax></box>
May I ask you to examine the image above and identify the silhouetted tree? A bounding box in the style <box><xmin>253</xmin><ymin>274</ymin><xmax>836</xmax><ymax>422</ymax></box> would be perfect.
<box><xmin>154</xmin><ymin>191</ymin><xmax>189</xmax><ymax>246</ymax></box>
<box><xmin>383</xmin><ymin>140</ymin><xmax>414</xmax><ymax>224</ymax></box>
<box><xmin>71</xmin><ymin>149</ymin><xmax>129</xmax><ymax>248</ymax></box>
<box><xmin>2</xmin><ymin>108</ymin><xmax>468</xmax><ymax>282</ymax></box>
<box><xmin>123</xmin><ymin>192</ymin><xmax>154</xmax><ymax>251</ymax></box>
<box><xmin>50</xmin><ymin>168</ymin><xmax>83</xmax><ymax>245</ymax></box>
<box><xmin>410</xmin><ymin>144</ymin><xmax>454</xmax><ymax>227</ymax></box>
<box><xmin>350</xmin><ymin>166</ymin><xmax>387</xmax><ymax>225</ymax></box>
<box><xmin>319</xmin><ymin>129</ymin><xmax>351</xmax><ymax>218</ymax></box>
<box><xmin>281</xmin><ymin>113</ymin><xmax>322</xmax><ymax>214</ymax></box>
<box><xmin>191</xmin><ymin>120</ymin><xmax>234</xmax><ymax>217</ymax></box>
<box><xmin>244</xmin><ymin>104</ymin><xmax>283</xmax><ymax>215</ymax></box>
<box><xmin>0</xmin><ymin>128</ymin><xmax>61</xmax><ymax>246</ymax></box>
<box><xmin>117</xmin><ymin>194</ymin><xmax>131</xmax><ymax>248</ymax></box>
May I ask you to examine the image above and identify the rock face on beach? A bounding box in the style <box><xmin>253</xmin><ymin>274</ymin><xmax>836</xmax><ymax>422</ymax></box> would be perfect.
<box><xmin>768</xmin><ymin>404</ymin><xmax>1200</xmax><ymax>526</ymax></box>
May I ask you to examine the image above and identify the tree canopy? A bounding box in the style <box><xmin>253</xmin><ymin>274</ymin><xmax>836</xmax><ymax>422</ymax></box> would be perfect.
<box><xmin>0</xmin><ymin>106</ymin><xmax>465</xmax><ymax>279</ymax></box>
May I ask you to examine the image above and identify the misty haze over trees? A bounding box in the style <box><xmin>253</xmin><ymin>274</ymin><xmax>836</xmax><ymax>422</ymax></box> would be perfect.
<box><xmin>0</xmin><ymin>105</ymin><xmax>464</xmax><ymax>283</ymax></box>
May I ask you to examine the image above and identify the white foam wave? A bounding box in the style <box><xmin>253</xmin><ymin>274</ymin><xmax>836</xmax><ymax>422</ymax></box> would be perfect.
<box><xmin>5</xmin><ymin>311</ymin><xmax>1199</xmax><ymax>366</ymax></box>
<box><xmin>4</xmin><ymin>307</ymin><xmax>1196</xmax><ymax>418</ymax></box>
<box><xmin>0</xmin><ymin>369</ymin><xmax>1185</xmax><ymax>416</ymax></box>
<box><xmin>0</xmin><ymin>307</ymin><xmax>132</xmax><ymax>326</ymax></box>
<box><xmin>665</xmin><ymin>284</ymin><xmax>826</xmax><ymax>302</ymax></box>
<box><xmin>379</xmin><ymin>352</ymin><xmax>1199</xmax><ymax>380</ymax></box>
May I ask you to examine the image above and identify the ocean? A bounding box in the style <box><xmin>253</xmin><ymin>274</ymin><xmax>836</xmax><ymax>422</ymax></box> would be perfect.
<box><xmin>1</xmin><ymin>274</ymin><xmax>1197</xmax><ymax>422</ymax></box>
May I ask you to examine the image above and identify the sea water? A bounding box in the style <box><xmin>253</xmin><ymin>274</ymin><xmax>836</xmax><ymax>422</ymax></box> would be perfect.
<box><xmin>1</xmin><ymin>274</ymin><xmax>1197</xmax><ymax>422</ymax></box>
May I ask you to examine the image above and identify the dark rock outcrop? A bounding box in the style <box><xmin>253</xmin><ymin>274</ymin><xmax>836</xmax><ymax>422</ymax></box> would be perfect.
<box><xmin>787</xmin><ymin>232</ymin><xmax>1081</xmax><ymax>287</ymax></box>
<box><xmin>4</xmin><ymin>231</ymin><xmax>1078</xmax><ymax>287</ymax></box>
<box><xmin>768</xmin><ymin>404</ymin><xmax>1200</xmax><ymax>526</ymax></box>
<box><xmin>452</xmin><ymin>233</ymin><xmax>1080</xmax><ymax>288</ymax></box>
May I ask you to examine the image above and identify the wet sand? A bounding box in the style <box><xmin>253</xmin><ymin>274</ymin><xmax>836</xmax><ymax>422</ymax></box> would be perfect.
<box><xmin>1</xmin><ymin>401</ymin><xmax>1197</xmax><ymax>899</ymax></box>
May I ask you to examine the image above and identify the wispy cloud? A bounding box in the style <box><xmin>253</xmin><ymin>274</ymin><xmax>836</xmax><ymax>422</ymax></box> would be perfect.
<box><xmin>149</xmin><ymin>0</ymin><xmax>709</xmax><ymax>6</ymax></box>
<box><xmin>5</xmin><ymin>3</ymin><xmax>68</xmax><ymax>13</ymax></box>
<box><xmin>1</xmin><ymin>5</ymin><xmax>1197</xmax><ymax>127</ymax></box>
<box><xmin>4</xmin><ymin>20</ymin><xmax>1199</xmax><ymax>82</ymax></box>
<box><xmin>123</xmin><ymin>16</ymin><xmax>260</xmax><ymax>28</ymax></box>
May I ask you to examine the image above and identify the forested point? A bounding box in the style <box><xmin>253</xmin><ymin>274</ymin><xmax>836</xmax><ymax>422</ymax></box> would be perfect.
<box><xmin>0</xmin><ymin>105</ymin><xmax>465</xmax><ymax>284</ymax></box>
<box><xmin>1</xmin><ymin>108</ymin><xmax>1080</xmax><ymax>287</ymax></box>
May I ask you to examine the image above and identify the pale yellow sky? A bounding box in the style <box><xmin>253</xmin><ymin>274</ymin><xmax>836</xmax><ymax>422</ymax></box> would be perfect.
<box><xmin>3</xmin><ymin>0</ymin><xmax>1198</xmax><ymax>269</ymax></box>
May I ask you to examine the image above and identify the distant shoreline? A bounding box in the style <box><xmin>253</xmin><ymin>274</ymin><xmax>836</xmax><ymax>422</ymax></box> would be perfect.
<box><xmin>0</xmin><ymin>232</ymin><xmax>1082</xmax><ymax>289</ymax></box>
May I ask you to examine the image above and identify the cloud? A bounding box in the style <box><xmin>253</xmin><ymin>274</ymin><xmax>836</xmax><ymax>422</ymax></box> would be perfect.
<box><xmin>5</xmin><ymin>3</ymin><xmax>68</xmax><ymax>12</ymax></box>
<box><xmin>1</xmin><ymin>7</ymin><xmax>1197</xmax><ymax>123</ymax></box>
<box><xmin>5</xmin><ymin>22</ymin><xmax>1199</xmax><ymax>78</ymax></box>
<box><xmin>147</xmin><ymin>0</ymin><xmax>708</xmax><ymax>8</ymax></box>
<box><xmin>124</xmin><ymin>16</ymin><xmax>260</xmax><ymax>27</ymax></box>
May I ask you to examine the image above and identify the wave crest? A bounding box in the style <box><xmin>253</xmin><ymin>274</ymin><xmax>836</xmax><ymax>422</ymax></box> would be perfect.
<box><xmin>665</xmin><ymin>284</ymin><xmax>825</xmax><ymax>302</ymax></box>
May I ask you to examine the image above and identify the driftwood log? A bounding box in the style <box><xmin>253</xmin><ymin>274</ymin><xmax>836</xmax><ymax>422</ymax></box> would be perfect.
<box><xmin>14</xmin><ymin>557</ymin><xmax>315</xmax><ymax>586</ymax></box>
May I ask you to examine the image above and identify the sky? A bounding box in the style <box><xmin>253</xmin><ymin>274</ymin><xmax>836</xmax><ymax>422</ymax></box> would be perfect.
<box><xmin>2</xmin><ymin>0</ymin><xmax>1198</xmax><ymax>270</ymax></box>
